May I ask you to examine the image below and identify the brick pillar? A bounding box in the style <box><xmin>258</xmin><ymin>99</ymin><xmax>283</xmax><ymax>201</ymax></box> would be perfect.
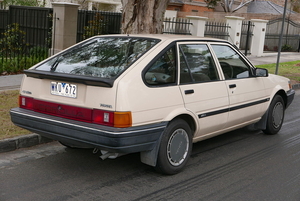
<box><xmin>186</xmin><ymin>16</ymin><xmax>208</xmax><ymax>37</ymax></box>
<box><xmin>51</xmin><ymin>3</ymin><xmax>79</xmax><ymax>55</ymax></box>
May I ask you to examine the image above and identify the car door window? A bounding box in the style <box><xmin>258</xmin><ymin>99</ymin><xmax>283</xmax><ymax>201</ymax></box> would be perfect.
<box><xmin>144</xmin><ymin>46</ymin><xmax>176</xmax><ymax>85</ymax></box>
<box><xmin>211</xmin><ymin>45</ymin><xmax>250</xmax><ymax>80</ymax></box>
<box><xmin>179</xmin><ymin>44</ymin><xmax>219</xmax><ymax>84</ymax></box>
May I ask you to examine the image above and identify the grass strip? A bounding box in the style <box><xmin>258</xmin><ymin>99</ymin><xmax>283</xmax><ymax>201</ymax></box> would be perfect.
<box><xmin>256</xmin><ymin>60</ymin><xmax>300</xmax><ymax>83</ymax></box>
<box><xmin>0</xmin><ymin>90</ymin><xmax>31</xmax><ymax>140</ymax></box>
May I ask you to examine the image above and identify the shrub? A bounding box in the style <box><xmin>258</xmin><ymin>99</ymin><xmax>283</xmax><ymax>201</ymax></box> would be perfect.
<box><xmin>0</xmin><ymin>23</ymin><xmax>28</xmax><ymax>57</ymax></box>
<box><xmin>0</xmin><ymin>23</ymin><xmax>49</xmax><ymax>74</ymax></box>
<box><xmin>281</xmin><ymin>44</ymin><xmax>293</xmax><ymax>52</ymax></box>
<box><xmin>1</xmin><ymin>56</ymin><xmax>44</xmax><ymax>74</ymax></box>
<box><xmin>29</xmin><ymin>46</ymin><xmax>48</xmax><ymax>59</ymax></box>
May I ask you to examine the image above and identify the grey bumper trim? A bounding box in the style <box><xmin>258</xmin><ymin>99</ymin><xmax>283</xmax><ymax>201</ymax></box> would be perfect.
<box><xmin>286</xmin><ymin>89</ymin><xmax>295</xmax><ymax>108</ymax></box>
<box><xmin>10</xmin><ymin>108</ymin><xmax>167</xmax><ymax>153</ymax></box>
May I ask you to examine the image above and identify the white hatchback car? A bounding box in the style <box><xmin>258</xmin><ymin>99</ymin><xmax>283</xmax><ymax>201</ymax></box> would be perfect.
<box><xmin>11</xmin><ymin>34</ymin><xmax>295</xmax><ymax>174</ymax></box>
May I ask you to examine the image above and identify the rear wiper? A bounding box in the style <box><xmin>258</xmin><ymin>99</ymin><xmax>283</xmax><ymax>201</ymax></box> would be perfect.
<box><xmin>50</xmin><ymin>57</ymin><xmax>62</xmax><ymax>72</ymax></box>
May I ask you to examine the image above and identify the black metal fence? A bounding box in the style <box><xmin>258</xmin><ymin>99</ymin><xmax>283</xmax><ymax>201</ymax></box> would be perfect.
<box><xmin>240</xmin><ymin>20</ymin><xmax>254</xmax><ymax>55</ymax></box>
<box><xmin>0</xmin><ymin>7</ymin><xmax>122</xmax><ymax>74</ymax></box>
<box><xmin>204</xmin><ymin>20</ymin><xmax>230</xmax><ymax>40</ymax></box>
<box><xmin>0</xmin><ymin>6</ymin><xmax>53</xmax><ymax>74</ymax></box>
<box><xmin>77</xmin><ymin>10</ymin><xmax>122</xmax><ymax>42</ymax></box>
<box><xmin>163</xmin><ymin>18</ymin><xmax>192</xmax><ymax>35</ymax></box>
<box><xmin>0</xmin><ymin>10</ymin><xmax>9</xmax><ymax>37</ymax></box>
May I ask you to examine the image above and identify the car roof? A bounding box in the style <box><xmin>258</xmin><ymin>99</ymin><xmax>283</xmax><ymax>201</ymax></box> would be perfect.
<box><xmin>97</xmin><ymin>34</ymin><xmax>228</xmax><ymax>43</ymax></box>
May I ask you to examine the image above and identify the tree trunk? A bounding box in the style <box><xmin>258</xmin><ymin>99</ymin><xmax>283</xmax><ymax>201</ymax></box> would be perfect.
<box><xmin>121</xmin><ymin>0</ymin><xmax>170</xmax><ymax>34</ymax></box>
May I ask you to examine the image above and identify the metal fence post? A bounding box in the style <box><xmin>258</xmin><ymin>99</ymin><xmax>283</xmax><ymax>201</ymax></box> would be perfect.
<box><xmin>244</xmin><ymin>21</ymin><xmax>252</xmax><ymax>56</ymax></box>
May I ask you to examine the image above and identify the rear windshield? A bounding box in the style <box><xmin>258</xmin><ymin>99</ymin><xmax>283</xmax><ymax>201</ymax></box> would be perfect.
<box><xmin>35</xmin><ymin>37</ymin><xmax>160</xmax><ymax>79</ymax></box>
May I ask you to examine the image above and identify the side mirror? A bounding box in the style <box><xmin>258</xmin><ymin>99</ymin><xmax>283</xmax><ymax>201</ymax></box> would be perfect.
<box><xmin>255</xmin><ymin>68</ymin><xmax>268</xmax><ymax>77</ymax></box>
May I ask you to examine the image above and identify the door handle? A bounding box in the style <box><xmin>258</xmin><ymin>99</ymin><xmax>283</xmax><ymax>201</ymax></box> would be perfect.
<box><xmin>229</xmin><ymin>84</ymin><xmax>236</xmax><ymax>88</ymax></box>
<box><xmin>185</xmin><ymin>89</ymin><xmax>194</xmax><ymax>94</ymax></box>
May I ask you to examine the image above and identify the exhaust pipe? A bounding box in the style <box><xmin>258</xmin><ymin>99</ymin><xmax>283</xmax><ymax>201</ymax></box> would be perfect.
<box><xmin>100</xmin><ymin>150</ymin><xmax>125</xmax><ymax>160</ymax></box>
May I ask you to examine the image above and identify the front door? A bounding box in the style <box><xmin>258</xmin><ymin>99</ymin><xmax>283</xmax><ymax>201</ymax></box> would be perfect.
<box><xmin>210</xmin><ymin>44</ymin><xmax>268</xmax><ymax>128</ymax></box>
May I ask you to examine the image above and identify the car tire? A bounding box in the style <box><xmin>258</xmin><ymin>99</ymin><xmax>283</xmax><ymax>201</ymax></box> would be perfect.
<box><xmin>263</xmin><ymin>95</ymin><xmax>285</xmax><ymax>135</ymax></box>
<box><xmin>155</xmin><ymin>119</ymin><xmax>192</xmax><ymax>175</ymax></box>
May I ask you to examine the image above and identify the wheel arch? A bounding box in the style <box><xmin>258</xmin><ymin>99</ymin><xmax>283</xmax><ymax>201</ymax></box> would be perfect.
<box><xmin>274</xmin><ymin>89</ymin><xmax>288</xmax><ymax>108</ymax></box>
<box><xmin>170</xmin><ymin>114</ymin><xmax>197</xmax><ymax>137</ymax></box>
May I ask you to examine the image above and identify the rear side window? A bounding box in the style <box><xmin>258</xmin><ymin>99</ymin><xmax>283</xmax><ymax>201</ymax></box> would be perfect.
<box><xmin>179</xmin><ymin>44</ymin><xmax>219</xmax><ymax>84</ymax></box>
<box><xmin>35</xmin><ymin>37</ymin><xmax>160</xmax><ymax>79</ymax></box>
<box><xmin>144</xmin><ymin>46</ymin><xmax>176</xmax><ymax>85</ymax></box>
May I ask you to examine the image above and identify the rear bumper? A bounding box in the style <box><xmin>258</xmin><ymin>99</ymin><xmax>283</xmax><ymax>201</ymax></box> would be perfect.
<box><xmin>286</xmin><ymin>89</ymin><xmax>295</xmax><ymax>108</ymax></box>
<box><xmin>10</xmin><ymin>108</ymin><xmax>167</xmax><ymax>153</ymax></box>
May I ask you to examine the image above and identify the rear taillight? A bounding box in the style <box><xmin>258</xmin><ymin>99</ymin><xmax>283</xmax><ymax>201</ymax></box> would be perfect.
<box><xmin>93</xmin><ymin>110</ymin><xmax>114</xmax><ymax>126</ymax></box>
<box><xmin>19</xmin><ymin>96</ymin><xmax>34</xmax><ymax>110</ymax></box>
<box><xmin>93</xmin><ymin>109</ymin><xmax>132</xmax><ymax>128</ymax></box>
<box><xmin>19</xmin><ymin>95</ymin><xmax>132</xmax><ymax>128</ymax></box>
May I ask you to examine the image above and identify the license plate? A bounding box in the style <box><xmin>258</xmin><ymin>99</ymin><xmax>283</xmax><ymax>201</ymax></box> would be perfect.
<box><xmin>51</xmin><ymin>82</ymin><xmax>77</xmax><ymax>98</ymax></box>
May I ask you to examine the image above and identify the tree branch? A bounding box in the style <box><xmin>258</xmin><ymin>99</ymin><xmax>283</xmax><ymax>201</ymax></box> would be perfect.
<box><xmin>232</xmin><ymin>0</ymin><xmax>254</xmax><ymax>13</ymax></box>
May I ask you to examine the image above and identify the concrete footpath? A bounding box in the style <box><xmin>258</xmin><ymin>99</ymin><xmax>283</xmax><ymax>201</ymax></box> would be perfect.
<box><xmin>0</xmin><ymin>52</ymin><xmax>300</xmax><ymax>153</ymax></box>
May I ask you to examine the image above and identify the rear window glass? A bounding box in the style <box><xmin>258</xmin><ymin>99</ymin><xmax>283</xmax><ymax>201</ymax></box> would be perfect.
<box><xmin>35</xmin><ymin>37</ymin><xmax>160</xmax><ymax>79</ymax></box>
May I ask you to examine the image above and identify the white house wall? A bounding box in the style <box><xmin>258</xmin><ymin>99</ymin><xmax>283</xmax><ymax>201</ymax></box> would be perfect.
<box><xmin>40</xmin><ymin>0</ymin><xmax>122</xmax><ymax>11</ymax></box>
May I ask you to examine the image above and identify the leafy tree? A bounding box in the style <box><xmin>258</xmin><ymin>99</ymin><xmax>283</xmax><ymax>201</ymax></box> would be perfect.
<box><xmin>205</xmin><ymin>0</ymin><xmax>253</xmax><ymax>13</ymax></box>
<box><xmin>3</xmin><ymin>0</ymin><xmax>44</xmax><ymax>7</ymax></box>
<box><xmin>121</xmin><ymin>0</ymin><xmax>170</xmax><ymax>34</ymax></box>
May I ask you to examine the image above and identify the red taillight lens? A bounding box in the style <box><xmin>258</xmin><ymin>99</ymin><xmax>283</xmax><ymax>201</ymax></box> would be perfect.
<box><xmin>92</xmin><ymin>110</ymin><xmax>132</xmax><ymax>128</ymax></box>
<box><xmin>93</xmin><ymin>109</ymin><xmax>114</xmax><ymax>127</ymax></box>
<box><xmin>33</xmin><ymin>99</ymin><xmax>92</xmax><ymax>122</ymax></box>
<box><xmin>19</xmin><ymin>96</ymin><xmax>132</xmax><ymax>128</ymax></box>
<box><xmin>19</xmin><ymin>96</ymin><xmax>34</xmax><ymax>110</ymax></box>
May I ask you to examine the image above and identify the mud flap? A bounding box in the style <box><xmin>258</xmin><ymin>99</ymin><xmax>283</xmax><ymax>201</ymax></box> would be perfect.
<box><xmin>140</xmin><ymin>131</ymin><xmax>164</xmax><ymax>167</ymax></box>
<box><xmin>251</xmin><ymin>109</ymin><xmax>269</xmax><ymax>130</ymax></box>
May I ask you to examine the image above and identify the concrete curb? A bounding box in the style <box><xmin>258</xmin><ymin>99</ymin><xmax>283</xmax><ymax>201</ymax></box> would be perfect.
<box><xmin>0</xmin><ymin>134</ymin><xmax>53</xmax><ymax>153</ymax></box>
<box><xmin>292</xmin><ymin>83</ymin><xmax>300</xmax><ymax>89</ymax></box>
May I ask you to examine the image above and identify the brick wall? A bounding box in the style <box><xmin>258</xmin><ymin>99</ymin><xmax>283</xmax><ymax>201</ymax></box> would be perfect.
<box><xmin>181</xmin><ymin>4</ymin><xmax>213</xmax><ymax>12</ymax></box>
<box><xmin>167</xmin><ymin>5</ymin><xmax>181</xmax><ymax>11</ymax></box>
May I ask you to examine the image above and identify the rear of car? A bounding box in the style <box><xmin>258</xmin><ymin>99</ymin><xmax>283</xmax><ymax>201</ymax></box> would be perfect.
<box><xmin>11</xmin><ymin>35</ymin><xmax>165</xmax><ymax>152</ymax></box>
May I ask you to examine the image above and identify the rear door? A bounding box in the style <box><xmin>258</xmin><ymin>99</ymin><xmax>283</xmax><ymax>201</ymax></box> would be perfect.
<box><xmin>177</xmin><ymin>42</ymin><xmax>229</xmax><ymax>139</ymax></box>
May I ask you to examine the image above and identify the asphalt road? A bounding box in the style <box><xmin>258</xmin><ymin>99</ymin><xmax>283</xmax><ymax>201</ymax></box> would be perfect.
<box><xmin>1</xmin><ymin>90</ymin><xmax>300</xmax><ymax>201</ymax></box>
